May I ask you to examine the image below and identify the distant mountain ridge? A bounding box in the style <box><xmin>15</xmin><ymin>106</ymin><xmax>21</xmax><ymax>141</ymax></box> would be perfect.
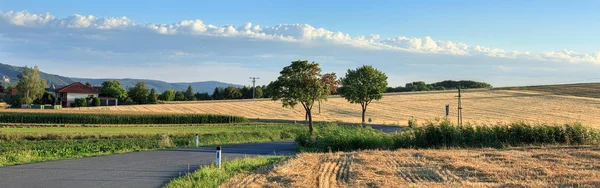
<box><xmin>0</xmin><ymin>63</ymin><xmax>241</xmax><ymax>93</ymax></box>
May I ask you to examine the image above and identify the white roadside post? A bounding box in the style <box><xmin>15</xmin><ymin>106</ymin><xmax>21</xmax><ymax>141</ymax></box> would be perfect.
<box><xmin>195</xmin><ymin>134</ymin><xmax>199</xmax><ymax>147</ymax></box>
<box><xmin>216</xmin><ymin>146</ymin><xmax>222</xmax><ymax>168</ymax></box>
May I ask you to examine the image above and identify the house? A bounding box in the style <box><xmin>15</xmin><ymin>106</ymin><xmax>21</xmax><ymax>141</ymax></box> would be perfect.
<box><xmin>2</xmin><ymin>76</ymin><xmax>9</xmax><ymax>83</ymax></box>
<box><xmin>54</xmin><ymin>82</ymin><xmax>118</xmax><ymax>107</ymax></box>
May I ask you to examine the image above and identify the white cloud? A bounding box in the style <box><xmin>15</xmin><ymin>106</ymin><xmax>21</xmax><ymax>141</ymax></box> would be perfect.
<box><xmin>0</xmin><ymin>10</ymin><xmax>599</xmax><ymax>87</ymax></box>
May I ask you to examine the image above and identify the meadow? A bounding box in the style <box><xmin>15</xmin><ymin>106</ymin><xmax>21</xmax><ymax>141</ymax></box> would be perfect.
<box><xmin>0</xmin><ymin>123</ymin><xmax>305</xmax><ymax>166</ymax></box>
<box><xmin>21</xmin><ymin>89</ymin><xmax>598</xmax><ymax>127</ymax></box>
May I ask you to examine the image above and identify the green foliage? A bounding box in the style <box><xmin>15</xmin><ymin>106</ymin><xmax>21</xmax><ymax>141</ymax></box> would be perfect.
<box><xmin>0</xmin><ymin>112</ymin><xmax>248</xmax><ymax>124</ymax></box>
<box><xmin>194</xmin><ymin>92</ymin><xmax>211</xmax><ymax>100</ymax></box>
<box><xmin>386</xmin><ymin>80</ymin><xmax>492</xmax><ymax>92</ymax></box>
<box><xmin>338</xmin><ymin>65</ymin><xmax>388</xmax><ymax>123</ymax></box>
<box><xmin>225</xmin><ymin>86</ymin><xmax>242</xmax><ymax>99</ymax></box>
<box><xmin>100</xmin><ymin>80</ymin><xmax>128</xmax><ymax>102</ymax></box>
<box><xmin>212</xmin><ymin>87</ymin><xmax>225</xmax><ymax>100</ymax></box>
<box><xmin>299</xmin><ymin>122</ymin><xmax>600</xmax><ymax>151</ymax></box>
<box><xmin>161</xmin><ymin>89</ymin><xmax>175</xmax><ymax>101</ymax></box>
<box><xmin>408</xmin><ymin>117</ymin><xmax>417</xmax><ymax>128</ymax></box>
<box><xmin>185</xmin><ymin>85</ymin><xmax>195</xmax><ymax>101</ymax></box>
<box><xmin>33</xmin><ymin>91</ymin><xmax>54</xmax><ymax>105</ymax></box>
<box><xmin>74</xmin><ymin>98</ymin><xmax>87</xmax><ymax>107</ymax></box>
<box><xmin>270</xmin><ymin>60</ymin><xmax>329</xmax><ymax>134</ymax></box>
<box><xmin>164</xmin><ymin>156</ymin><xmax>286</xmax><ymax>188</ymax></box>
<box><xmin>16</xmin><ymin>66</ymin><xmax>47</xmax><ymax>105</ymax></box>
<box><xmin>147</xmin><ymin>88</ymin><xmax>158</xmax><ymax>104</ymax></box>
<box><xmin>174</xmin><ymin>91</ymin><xmax>186</xmax><ymax>101</ymax></box>
<box><xmin>128</xmin><ymin>82</ymin><xmax>149</xmax><ymax>104</ymax></box>
<box><xmin>92</xmin><ymin>97</ymin><xmax>101</xmax><ymax>106</ymax></box>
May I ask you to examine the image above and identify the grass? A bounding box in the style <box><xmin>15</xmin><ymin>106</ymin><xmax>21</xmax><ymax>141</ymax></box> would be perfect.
<box><xmin>163</xmin><ymin>156</ymin><xmax>286</xmax><ymax>188</ymax></box>
<box><xmin>0</xmin><ymin>123</ymin><xmax>304</xmax><ymax>166</ymax></box>
<box><xmin>221</xmin><ymin>146</ymin><xmax>600</xmax><ymax>187</ymax></box>
<box><xmin>9</xmin><ymin>88</ymin><xmax>596</xmax><ymax>127</ymax></box>
<box><xmin>298</xmin><ymin>121</ymin><xmax>600</xmax><ymax>151</ymax></box>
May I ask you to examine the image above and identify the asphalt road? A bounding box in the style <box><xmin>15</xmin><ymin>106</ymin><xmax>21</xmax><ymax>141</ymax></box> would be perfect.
<box><xmin>0</xmin><ymin>141</ymin><xmax>296</xmax><ymax>188</ymax></box>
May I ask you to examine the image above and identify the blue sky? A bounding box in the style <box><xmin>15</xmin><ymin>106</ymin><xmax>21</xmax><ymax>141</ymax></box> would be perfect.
<box><xmin>0</xmin><ymin>0</ymin><xmax>599</xmax><ymax>86</ymax></box>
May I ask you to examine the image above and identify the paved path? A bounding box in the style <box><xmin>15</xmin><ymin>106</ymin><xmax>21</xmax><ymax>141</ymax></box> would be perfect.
<box><xmin>0</xmin><ymin>141</ymin><xmax>296</xmax><ymax>188</ymax></box>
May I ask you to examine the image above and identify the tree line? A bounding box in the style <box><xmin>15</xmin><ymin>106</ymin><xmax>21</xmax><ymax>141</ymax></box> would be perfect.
<box><xmin>385</xmin><ymin>80</ymin><xmax>492</xmax><ymax>93</ymax></box>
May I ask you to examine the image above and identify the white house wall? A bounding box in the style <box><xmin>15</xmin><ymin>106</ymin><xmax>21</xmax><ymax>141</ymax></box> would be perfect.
<box><xmin>66</xmin><ymin>93</ymin><xmax>98</xmax><ymax>102</ymax></box>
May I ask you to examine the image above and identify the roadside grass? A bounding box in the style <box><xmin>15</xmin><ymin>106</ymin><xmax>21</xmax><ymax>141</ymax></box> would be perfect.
<box><xmin>163</xmin><ymin>156</ymin><xmax>286</xmax><ymax>188</ymax></box>
<box><xmin>298</xmin><ymin>120</ymin><xmax>600</xmax><ymax>151</ymax></box>
<box><xmin>0</xmin><ymin>123</ymin><xmax>304</xmax><ymax>166</ymax></box>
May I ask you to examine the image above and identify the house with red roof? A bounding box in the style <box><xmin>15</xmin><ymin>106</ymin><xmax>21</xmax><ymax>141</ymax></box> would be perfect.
<box><xmin>55</xmin><ymin>82</ymin><xmax>99</xmax><ymax>107</ymax></box>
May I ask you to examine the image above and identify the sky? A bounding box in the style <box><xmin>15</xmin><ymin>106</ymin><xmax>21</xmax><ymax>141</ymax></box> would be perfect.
<box><xmin>0</xmin><ymin>0</ymin><xmax>599</xmax><ymax>87</ymax></box>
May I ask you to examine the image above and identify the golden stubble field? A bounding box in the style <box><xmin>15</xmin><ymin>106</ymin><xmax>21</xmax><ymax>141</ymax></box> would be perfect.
<box><xmin>221</xmin><ymin>146</ymin><xmax>600</xmax><ymax>187</ymax></box>
<box><xmin>44</xmin><ymin>89</ymin><xmax>600</xmax><ymax>127</ymax></box>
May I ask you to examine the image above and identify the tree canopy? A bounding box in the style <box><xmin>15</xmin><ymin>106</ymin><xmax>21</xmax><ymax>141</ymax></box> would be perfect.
<box><xmin>100</xmin><ymin>80</ymin><xmax>128</xmax><ymax>102</ymax></box>
<box><xmin>148</xmin><ymin>88</ymin><xmax>158</xmax><ymax>104</ymax></box>
<box><xmin>270</xmin><ymin>60</ymin><xmax>328</xmax><ymax>134</ymax></box>
<box><xmin>16</xmin><ymin>66</ymin><xmax>47</xmax><ymax>105</ymax></box>
<box><xmin>338</xmin><ymin>65</ymin><xmax>388</xmax><ymax>123</ymax></box>
<box><xmin>161</xmin><ymin>89</ymin><xmax>175</xmax><ymax>101</ymax></box>
<box><xmin>185</xmin><ymin>85</ymin><xmax>195</xmax><ymax>101</ymax></box>
<box><xmin>128</xmin><ymin>82</ymin><xmax>149</xmax><ymax>104</ymax></box>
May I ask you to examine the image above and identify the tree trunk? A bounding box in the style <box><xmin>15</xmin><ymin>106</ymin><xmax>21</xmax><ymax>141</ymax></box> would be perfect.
<box><xmin>362</xmin><ymin>107</ymin><xmax>366</xmax><ymax>125</ymax></box>
<box><xmin>307</xmin><ymin>110</ymin><xmax>314</xmax><ymax>134</ymax></box>
<box><xmin>305</xmin><ymin>112</ymin><xmax>308</xmax><ymax>121</ymax></box>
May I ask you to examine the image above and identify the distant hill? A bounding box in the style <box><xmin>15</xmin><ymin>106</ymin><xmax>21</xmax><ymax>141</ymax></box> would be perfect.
<box><xmin>0</xmin><ymin>63</ymin><xmax>240</xmax><ymax>93</ymax></box>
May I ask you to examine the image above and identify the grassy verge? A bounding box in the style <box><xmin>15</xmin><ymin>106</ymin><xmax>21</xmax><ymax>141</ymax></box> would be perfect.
<box><xmin>298</xmin><ymin>121</ymin><xmax>600</xmax><ymax>151</ymax></box>
<box><xmin>0</xmin><ymin>112</ymin><xmax>247</xmax><ymax>124</ymax></box>
<box><xmin>0</xmin><ymin>123</ymin><xmax>304</xmax><ymax>166</ymax></box>
<box><xmin>163</xmin><ymin>156</ymin><xmax>286</xmax><ymax>188</ymax></box>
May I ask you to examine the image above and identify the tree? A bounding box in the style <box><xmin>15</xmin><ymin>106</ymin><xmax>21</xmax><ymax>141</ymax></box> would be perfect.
<box><xmin>92</xmin><ymin>97</ymin><xmax>101</xmax><ymax>106</ymax></box>
<box><xmin>85</xmin><ymin>82</ymin><xmax>93</xmax><ymax>88</ymax></box>
<box><xmin>338</xmin><ymin>65</ymin><xmax>388</xmax><ymax>124</ymax></box>
<box><xmin>161</xmin><ymin>89</ymin><xmax>175</xmax><ymax>101</ymax></box>
<box><xmin>254</xmin><ymin>87</ymin><xmax>264</xmax><ymax>98</ymax></box>
<box><xmin>320</xmin><ymin>73</ymin><xmax>341</xmax><ymax>94</ymax></box>
<box><xmin>128</xmin><ymin>82</ymin><xmax>149</xmax><ymax>104</ymax></box>
<box><xmin>224</xmin><ymin>86</ymin><xmax>242</xmax><ymax>99</ymax></box>
<box><xmin>174</xmin><ymin>91</ymin><xmax>186</xmax><ymax>101</ymax></box>
<box><xmin>100</xmin><ymin>80</ymin><xmax>128</xmax><ymax>102</ymax></box>
<box><xmin>270</xmin><ymin>60</ymin><xmax>328</xmax><ymax>134</ymax></box>
<box><xmin>148</xmin><ymin>88</ymin><xmax>158</xmax><ymax>104</ymax></box>
<box><xmin>16</xmin><ymin>66</ymin><xmax>47</xmax><ymax>105</ymax></box>
<box><xmin>184</xmin><ymin>85</ymin><xmax>195</xmax><ymax>101</ymax></box>
<box><xmin>212</xmin><ymin>87</ymin><xmax>225</xmax><ymax>100</ymax></box>
<box><xmin>33</xmin><ymin>91</ymin><xmax>54</xmax><ymax>105</ymax></box>
<box><xmin>194</xmin><ymin>92</ymin><xmax>211</xmax><ymax>100</ymax></box>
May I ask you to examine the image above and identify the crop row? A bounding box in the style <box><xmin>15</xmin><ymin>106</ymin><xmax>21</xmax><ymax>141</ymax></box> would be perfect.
<box><xmin>0</xmin><ymin>112</ymin><xmax>247</xmax><ymax>124</ymax></box>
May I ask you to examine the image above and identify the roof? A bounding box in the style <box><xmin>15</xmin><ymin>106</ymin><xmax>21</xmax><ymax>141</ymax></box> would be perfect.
<box><xmin>56</xmin><ymin>82</ymin><xmax>99</xmax><ymax>94</ymax></box>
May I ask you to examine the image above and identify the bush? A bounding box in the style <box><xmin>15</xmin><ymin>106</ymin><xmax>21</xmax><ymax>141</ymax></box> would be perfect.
<box><xmin>0</xmin><ymin>112</ymin><xmax>248</xmax><ymax>124</ymax></box>
<box><xmin>92</xmin><ymin>98</ymin><xmax>101</xmax><ymax>106</ymax></box>
<box><xmin>299</xmin><ymin>121</ymin><xmax>600</xmax><ymax>151</ymax></box>
<box><xmin>74</xmin><ymin>98</ymin><xmax>87</xmax><ymax>107</ymax></box>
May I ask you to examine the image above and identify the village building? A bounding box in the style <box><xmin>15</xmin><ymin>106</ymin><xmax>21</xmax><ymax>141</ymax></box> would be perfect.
<box><xmin>54</xmin><ymin>82</ymin><xmax>118</xmax><ymax>107</ymax></box>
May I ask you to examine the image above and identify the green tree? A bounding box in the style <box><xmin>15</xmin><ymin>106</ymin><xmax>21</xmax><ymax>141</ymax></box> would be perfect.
<box><xmin>161</xmin><ymin>89</ymin><xmax>175</xmax><ymax>101</ymax></box>
<box><xmin>127</xmin><ymin>82</ymin><xmax>149</xmax><ymax>104</ymax></box>
<box><xmin>254</xmin><ymin>87</ymin><xmax>263</xmax><ymax>98</ymax></box>
<box><xmin>16</xmin><ymin>66</ymin><xmax>47</xmax><ymax>105</ymax></box>
<box><xmin>174</xmin><ymin>91</ymin><xmax>186</xmax><ymax>101</ymax></box>
<box><xmin>92</xmin><ymin>97</ymin><xmax>101</xmax><ymax>106</ymax></box>
<box><xmin>100</xmin><ymin>80</ymin><xmax>128</xmax><ymax>102</ymax></box>
<box><xmin>212</xmin><ymin>87</ymin><xmax>225</xmax><ymax>100</ymax></box>
<box><xmin>338</xmin><ymin>65</ymin><xmax>388</xmax><ymax>124</ymax></box>
<box><xmin>194</xmin><ymin>92</ymin><xmax>211</xmax><ymax>100</ymax></box>
<box><xmin>184</xmin><ymin>85</ymin><xmax>195</xmax><ymax>101</ymax></box>
<box><xmin>270</xmin><ymin>60</ymin><xmax>328</xmax><ymax>134</ymax></box>
<box><xmin>74</xmin><ymin>98</ymin><xmax>88</xmax><ymax>107</ymax></box>
<box><xmin>224</xmin><ymin>86</ymin><xmax>242</xmax><ymax>99</ymax></box>
<box><xmin>148</xmin><ymin>88</ymin><xmax>158</xmax><ymax>104</ymax></box>
<box><xmin>85</xmin><ymin>82</ymin><xmax>93</xmax><ymax>88</ymax></box>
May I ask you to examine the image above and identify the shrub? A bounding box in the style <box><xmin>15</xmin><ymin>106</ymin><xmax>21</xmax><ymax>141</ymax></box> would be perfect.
<box><xmin>92</xmin><ymin>98</ymin><xmax>101</xmax><ymax>106</ymax></box>
<box><xmin>74</xmin><ymin>98</ymin><xmax>87</xmax><ymax>107</ymax></box>
<box><xmin>299</xmin><ymin>121</ymin><xmax>600</xmax><ymax>151</ymax></box>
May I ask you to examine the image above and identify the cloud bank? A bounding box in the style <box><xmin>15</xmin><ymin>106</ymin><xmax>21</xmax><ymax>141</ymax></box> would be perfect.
<box><xmin>1</xmin><ymin>10</ymin><xmax>599</xmax><ymax>86</ymax></box>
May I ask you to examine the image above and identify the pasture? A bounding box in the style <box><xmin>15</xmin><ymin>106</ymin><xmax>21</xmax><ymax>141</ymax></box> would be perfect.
<box><xmin>28</xmin><ymin>89</ymin><xmax>600</xmax><ymax>127</ymax></box>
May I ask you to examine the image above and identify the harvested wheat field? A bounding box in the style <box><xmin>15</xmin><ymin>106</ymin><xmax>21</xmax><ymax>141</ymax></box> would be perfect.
<box><xmin>222</xmin><ymin>146</ymin><xmax>600</xmax><ymax>187</ymax></box>
<box><xmin>48</xmin><ymin>89</ymin><xmax>600</xmax><ymax>127</ymax></box>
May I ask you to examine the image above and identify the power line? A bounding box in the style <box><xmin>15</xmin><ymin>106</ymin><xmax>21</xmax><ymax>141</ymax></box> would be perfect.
<box><xmin>249</xmin><ymin>77</ymin><xmax>260</xmax><ymax>99</ymax></box>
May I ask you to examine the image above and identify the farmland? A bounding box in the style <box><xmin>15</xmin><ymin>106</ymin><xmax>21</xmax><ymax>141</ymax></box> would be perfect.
<box><xmin>21</xmin><ymin>89</ymin><xmax>599</xmax><ymax>127</ymax></box>
<box><xmin>222</xmin><ymin>146</ymin><xmax>600</xmax><ymax>187</ymax></box>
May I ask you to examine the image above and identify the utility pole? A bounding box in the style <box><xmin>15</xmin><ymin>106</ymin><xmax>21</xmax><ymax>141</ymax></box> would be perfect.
<box><xmin>457</xmin><ymin>87</ymin><xmax>463</xmax><ymax>126</ymax></box>
<box><xmin>249</xmin><ymin>77</ymin><xmax>260</xmax><ymax>99</ymax></box>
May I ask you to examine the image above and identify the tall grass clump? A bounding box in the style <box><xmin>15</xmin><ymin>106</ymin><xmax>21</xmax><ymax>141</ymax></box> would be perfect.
<box><xmin>298</xmin><ymin>121</ymin><xmax>600</xmax><ymax>151</ymax></box>
<box><xmin>164</xmin><ymin>156</ymin><xmax>285</xmax><ymax>188</ymax></box>
<box><xmin>0</xmin><ymin>112</ymin><xmax>247</xmax><ymax>124</ymax></box>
